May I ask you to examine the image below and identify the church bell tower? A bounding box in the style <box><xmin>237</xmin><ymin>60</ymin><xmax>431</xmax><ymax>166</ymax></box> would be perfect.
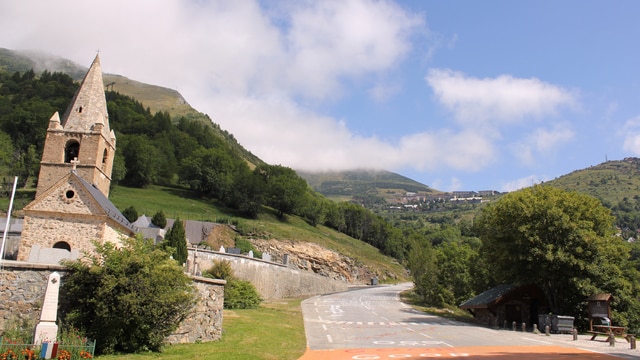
<box><xmin>36</xmin><ymin>54</ymin><xmax>116</xmax><ymax>198</ymax></box>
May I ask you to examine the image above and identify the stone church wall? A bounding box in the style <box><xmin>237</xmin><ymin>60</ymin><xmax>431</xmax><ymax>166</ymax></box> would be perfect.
<box><xmin>18</xmin><ymin>216</ymin><xmax>103</xmax><ymax>261</ymax></box>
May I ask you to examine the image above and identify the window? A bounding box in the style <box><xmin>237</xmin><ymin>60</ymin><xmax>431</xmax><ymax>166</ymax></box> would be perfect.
<box><xmin>53</xmin><ymin>241</ymin><xmax>71</xmax><ymax>251</ymax></box>
<box><xmin>102</xmin><ymin>149</ymin><xmax>108</xmax><ymax>169</ymax></box>
<box><xmin>64</xmin><ymin>140</ymin><xmax>80</xmax><ymax>163</ymax></box>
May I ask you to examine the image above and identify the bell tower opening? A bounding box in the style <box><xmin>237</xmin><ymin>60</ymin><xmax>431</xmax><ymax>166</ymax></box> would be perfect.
<box><xmin>64</xmin><ymin>140</ymin><xmax>80</xmax><ymax>163</ymax></box>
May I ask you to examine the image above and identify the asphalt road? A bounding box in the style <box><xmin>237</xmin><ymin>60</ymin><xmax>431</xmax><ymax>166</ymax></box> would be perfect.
<box><xmin>299</xmin><ymin>283</ymin><xmax>638</xmax><ymax>359</ymax></box>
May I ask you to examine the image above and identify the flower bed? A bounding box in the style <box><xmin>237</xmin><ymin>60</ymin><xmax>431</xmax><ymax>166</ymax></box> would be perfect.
<box><xmin>0</xmin><ymin>338</ymin><xmax>95</xmax><ymax>360</ymax></box>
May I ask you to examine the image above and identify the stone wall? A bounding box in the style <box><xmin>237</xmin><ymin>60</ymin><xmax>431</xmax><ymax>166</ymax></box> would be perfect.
<box><xmin>191</xmin><ymin>249</ymin><xmax>348</xmax><ymax>299</ymax></box>
<box><xmin>0</xmin><ymin>261</ymin><xmax>225</xmax><ymax>344</ymax></box>
<box><xmin>166</xmin><ymin>276</ymin><xmax>225</xmax><ymax>344</ymax></box>
<box><xmin>0</xmin><ymin>262</ymin><xmax>66</xmax><ymax>332</ymax></box>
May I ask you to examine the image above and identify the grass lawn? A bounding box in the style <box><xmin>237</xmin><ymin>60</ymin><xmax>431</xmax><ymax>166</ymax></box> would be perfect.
<box><xmin>97</xmin><ymin>299</ymin><xmax>307</xmax><ymax>360</ymax></box>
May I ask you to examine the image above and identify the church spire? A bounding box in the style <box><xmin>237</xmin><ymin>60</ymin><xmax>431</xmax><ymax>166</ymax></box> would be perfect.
<box><xmin>60</xmin><ymin>54</ymin><xmax>111</xmax><ymax>137</ymax></box>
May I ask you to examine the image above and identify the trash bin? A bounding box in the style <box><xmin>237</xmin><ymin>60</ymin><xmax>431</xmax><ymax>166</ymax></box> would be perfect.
<box><xmin>552</xmin><ymin>315</ymin><xmax>575</xmax><ymax>333</ymax></box>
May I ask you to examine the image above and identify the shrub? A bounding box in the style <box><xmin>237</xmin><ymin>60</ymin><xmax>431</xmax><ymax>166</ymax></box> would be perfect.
<box><xmin>151</xmin><ymin>210</ymin><xmax>167</xmax><ymax>228</ymax></box>
<box><xmin>60</xmin><ymin>235</ymin><xmax>196</xmax><ymax>354</ymax></box>
<box><xmin>121</xmin><ymin>205</ymin><xmax>138</xmax><ymax>223</ymax></box>
<box><xmin>202</xmin><ymin>261</ymin><xmax>262</xmax><ymax>309</ymax></box>
<box><xmin>203</xmin><ymin>260</ymin><xmax>234</xmax><ymax>281</ymax></box>
<box><xmin>224</xmin><ymin>280</ymin><xmax>262</xmax><ymax>309</ymax></box>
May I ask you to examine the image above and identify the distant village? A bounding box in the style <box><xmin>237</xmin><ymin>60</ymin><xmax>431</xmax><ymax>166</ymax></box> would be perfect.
<box><xmin>388</xmin><ymin>190</ymin><xmax>501</xmax><ymax>211</ymax></box>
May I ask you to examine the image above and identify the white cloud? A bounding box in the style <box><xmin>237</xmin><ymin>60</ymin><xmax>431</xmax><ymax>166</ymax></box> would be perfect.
<box><xmin>284</xmin><ymin>0</ymin><xmax>425</xmax><ymax>99</ymax></box>
<box><xmin>426</xmin><ymin>69</ymin><xmax>577</xmax><ymax>125</ymax></box>
<box><xmin>512</xmin><ymin>124</ymin><xmax>575</xmax><ymax>165</ymax></box>
<box><xmin>501</xmin><ymin>175</ymin><xmax>547</xmax><ymax>193</ymax></box>
<box><xmin>622</xmin><ymin>116</ymin><xmax>640</xmax><ymax>155</ymax></box>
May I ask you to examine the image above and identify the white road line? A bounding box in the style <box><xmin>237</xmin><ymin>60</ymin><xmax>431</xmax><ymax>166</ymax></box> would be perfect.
<box><xmin>326</xmin><ymin>335</ymin><xmax>333</xmax><ymax>343</ymax></box>
<box><xmin>521</xmin><ymin>337</ymin><xmax>553</xmax><ymax>344</ymax></box>
<box><xmin>405</xmin><ymin>327</ymin><xmax>415</xmax><ymax>332</ymax></box>
<box><xmin>419</xmin><ymin>333</ymin><xmax>433</xmax><ymax>339</ymax></box>
<box><xmin>441</xmin><ymin>341</ymin><xmax>454</xmax><ymax>348</ymax></box>
<box><xmin>322</xmin><ymin>324</ymin><xmax>327</xmax><ymax>331</ymax></box>
<box><xmin>318</xmin><ymin>316</ymin><xmax>323</xmax><ymax>321</ymax></box>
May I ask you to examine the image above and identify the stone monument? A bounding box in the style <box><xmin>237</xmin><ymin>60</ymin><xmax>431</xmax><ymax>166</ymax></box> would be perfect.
<box><xmin>34</xmin><ymin>272</ymin><xmax>61</xmax><ymax>344</ymax></box>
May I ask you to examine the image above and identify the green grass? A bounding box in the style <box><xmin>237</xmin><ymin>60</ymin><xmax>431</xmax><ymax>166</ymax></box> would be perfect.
<box><xmin>108</xmin><ymin>185</ymin><xmax>230</xmax><ymax>222</ymax></box>
<box><xmin>96</xmin><ymin>299</ymin><xmax>307</xmax><ymax>360</ymax></box>
<box><xmin>400</xmin><ymin>290</ymin><xmax>474</xmax><ymax>323</ymax></box>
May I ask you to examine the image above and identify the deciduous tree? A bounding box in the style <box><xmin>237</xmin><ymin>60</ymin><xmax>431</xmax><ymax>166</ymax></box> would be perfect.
<box><xmin>474</xmin><ymin>185</ymin><xmax>629</xmax><ymax>318</ymax></box>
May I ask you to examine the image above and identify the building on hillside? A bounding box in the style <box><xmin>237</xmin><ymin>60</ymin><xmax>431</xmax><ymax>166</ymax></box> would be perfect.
<box><xmin>16</xmin><ymin>55</ymin><xmax>135</xmax><ymax>264</ymax></box>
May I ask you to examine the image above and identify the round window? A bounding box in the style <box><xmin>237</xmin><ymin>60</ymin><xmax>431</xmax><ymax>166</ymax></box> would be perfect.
<box><xmin>65</xmin><ymin>190</ymin><xmax>75</xmax><ymax>199</ymax></box>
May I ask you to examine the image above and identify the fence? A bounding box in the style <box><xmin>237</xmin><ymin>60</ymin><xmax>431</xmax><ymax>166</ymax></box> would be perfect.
<box><xmin>0</xmin><ymin>337</ymin><xmax>95</xmax><ymax>360</ymax></box>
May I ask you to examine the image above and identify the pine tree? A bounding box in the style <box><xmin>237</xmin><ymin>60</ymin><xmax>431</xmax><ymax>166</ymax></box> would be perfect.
<box><xmin>166</xmin><ymin>218</ymin><xmax>187</xmax><ymax>264</ymax></box>
<box><xmin>151</xmin><ymin>210</ymin><xmax>167</xmax><ymax>228</ymax></box>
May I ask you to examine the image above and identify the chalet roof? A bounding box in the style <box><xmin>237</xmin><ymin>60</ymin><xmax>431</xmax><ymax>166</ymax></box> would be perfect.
<box><xmin>60</xmin><ymin>54</ymin><xmax>111</xmax><ymax>138</ymax></box>
<box><xmin>459</xmin><ymin>284</ymin><xmax>517</xmax><ymax>309</ymax></box>
<box><xmin>586</xmin><ymin>293</ymin><xmax>613</xmax><ymax>302</ymax></box>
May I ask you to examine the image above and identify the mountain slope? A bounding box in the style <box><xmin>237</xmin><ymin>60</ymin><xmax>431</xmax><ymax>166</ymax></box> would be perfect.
<box><xmin>298</xmin><ymin>169</ymin><xmax>438</xmax><ymax>202</ymax></box>
<box><xmin>546</xmin><ymin>157</ymin><xmax>640</xmax><ymax>207</ymax></box>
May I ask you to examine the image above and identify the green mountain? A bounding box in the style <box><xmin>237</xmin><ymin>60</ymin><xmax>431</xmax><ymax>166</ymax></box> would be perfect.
<box><xmin>298</xmin><ymin>169</ymin><xmax>438</xmax><ymax>202</ymax></box>
<box><xmin>545</xmin><ymin>157</ymin><xmax>640</xmax><ymax>235</ymax></box>
<box><xmin>0</xmin><ymin>48</ymin><xmax>263</xmax><ymax>168</ymax></box>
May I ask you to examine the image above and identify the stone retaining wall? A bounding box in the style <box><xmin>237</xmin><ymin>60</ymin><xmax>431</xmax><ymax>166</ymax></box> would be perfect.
<box><xmin>0</xmin><ymin>261</ymin><xmax>225</xmax><ymax>344</ymax></box>
<box><xmin>190</xmin><ymin>249</ymin><xmax>348</xmax><ymax>299</ymax></box>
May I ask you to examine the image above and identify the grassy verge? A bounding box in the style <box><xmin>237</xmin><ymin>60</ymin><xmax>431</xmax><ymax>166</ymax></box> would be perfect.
<box><xmin>400</xmin><ymin>290</ymin><xmax>474</xmax><ymax>323</ymax></box>
<box><xmin>97</xmin><ymin>299</ymin><xmax>307</xmax><ymax>360</ymax></box>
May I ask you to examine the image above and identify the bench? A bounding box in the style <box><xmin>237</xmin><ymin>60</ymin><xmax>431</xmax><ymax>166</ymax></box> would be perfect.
<box><xmin>588</xmin><ymin>325</ymin><xmax>635</xmax><ymax>342</ymax></box>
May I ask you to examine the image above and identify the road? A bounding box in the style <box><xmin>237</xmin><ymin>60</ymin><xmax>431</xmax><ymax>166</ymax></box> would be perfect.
<box><xmin>299</xmin><ymin>283</ymin><xmax>637</xmax><ymax>359</ymax></box>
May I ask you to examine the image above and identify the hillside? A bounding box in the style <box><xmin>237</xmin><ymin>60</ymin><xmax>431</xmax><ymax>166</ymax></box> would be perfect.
<box><xmin>298</xmin><ymin>169</ymin><xmax>438</xmax><ymax>202</ymax></box>
<box><xmin>546</xmin><ymin>157</ymin><xmax>640</xmax><ymax>206</ymax></box>
<box><xmin>0</xmin><ymin>48</ymin><xmax>408</xmax><ymax>283</ymax></box>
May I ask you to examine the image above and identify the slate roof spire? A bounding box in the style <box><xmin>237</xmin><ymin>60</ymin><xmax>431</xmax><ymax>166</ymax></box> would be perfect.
<box><xmin>60</xmin><ymin>54</ymin><xmax>111</xmax><ymax>137</ymax></box>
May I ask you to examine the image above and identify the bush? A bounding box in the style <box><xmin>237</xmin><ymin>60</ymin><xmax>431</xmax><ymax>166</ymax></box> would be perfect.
<box><xmin>151</xmin><ymin>210</ymin><xmax>167</xmax><ymax>228</ymax></box>
<box><xmin>121</xmin><ymin>205</ymin><xmax>138</xmax><ymax>223</ymax></box>
<box><xmin>60</xmin><ymin>235</ymin><xmax>196</xmax><ymax>354</ymax></box>
<box><xmin>224</xmin><ymin>280</ymin><xmax>262</xmax><ymax>309</ymax></box>
<box><xmin>202</xmin><ymin>260</ymin><xmax>262</xmax><ymax>309</ymax></box>
<box><xmin>203</xmin><ymin>260</ymin><xmax>234</xmax><ymax>281</ymax></box>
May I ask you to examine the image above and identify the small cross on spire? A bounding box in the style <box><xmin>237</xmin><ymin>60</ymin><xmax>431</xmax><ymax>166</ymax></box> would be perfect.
<box><xmin>71</xmin><ymin>157</ymin><xmax>79</xmax><ymax>171</ymax></box>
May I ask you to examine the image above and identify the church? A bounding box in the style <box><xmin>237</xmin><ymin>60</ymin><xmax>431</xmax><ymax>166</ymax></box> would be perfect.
<box><xmin>16</xmin><ymin>55</ymin><xmax>136</xmax><ymax>264</ymax></box>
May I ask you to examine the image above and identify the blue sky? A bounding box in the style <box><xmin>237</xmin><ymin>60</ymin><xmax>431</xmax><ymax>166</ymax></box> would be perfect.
<box><xmin>1</xmin><ymin>0</ymin><xmax>639</xmax><ymax>192</ymax></box>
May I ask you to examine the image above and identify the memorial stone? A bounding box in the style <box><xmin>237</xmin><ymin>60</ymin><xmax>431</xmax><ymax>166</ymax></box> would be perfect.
<box><xmin>34</xmin><ymin>272</ymin><xmax>60</xmax><ymax>344</ymax></box>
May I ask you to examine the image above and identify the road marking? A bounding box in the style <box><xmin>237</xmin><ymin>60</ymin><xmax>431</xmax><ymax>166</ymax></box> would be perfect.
<box><xmin>521</xmin><ymin>337</ymin><xmax>552</xmax><ymax>344</ymax></box>
<box><xmin>326</xmin><ymin>335</ymin><xmax>333</xmax><ymax>343</ymax></box>
<box><xmin>322</xmin><ymin>324</ymin><xmax>327</xmax><ymax>331</ymax></box>
<box><xmin>419</xmin><ymin>333</ymin><xmax>433</xmax><ymax>339</ymax></box>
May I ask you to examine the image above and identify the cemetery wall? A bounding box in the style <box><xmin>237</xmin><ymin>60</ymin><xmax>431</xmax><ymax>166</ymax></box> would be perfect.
<box><xmin>0</xmin><ymin>262</ymin><xmax>66</xmax><ymax>333</ymax></box>
<box><xmin>166</xmin><ymin>276</ymin><xmax>225</xmax><ymax>344</ymax></box>
<box><xmin>0</xmin><ymin>261</ymin><xmax>225</xmax><ymax>344</ymax></box>
<box><xmin>191</xmin><ymin>249</ymin><xmax>348</xmax><ymax>299</ymax></box>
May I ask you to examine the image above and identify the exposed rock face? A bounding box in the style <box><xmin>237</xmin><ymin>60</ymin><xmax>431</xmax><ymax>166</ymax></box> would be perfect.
<box><xmin>251</xmin><ymin>239</ymin><xmax>383</xmax><ymax>284</ymax></box>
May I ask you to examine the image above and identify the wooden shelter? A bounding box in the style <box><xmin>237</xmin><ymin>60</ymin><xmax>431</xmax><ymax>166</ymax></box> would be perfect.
<box><xmin>460</xmin><ymin>284</ymin><xmax>549</xmax><ymax>329</ymax></box>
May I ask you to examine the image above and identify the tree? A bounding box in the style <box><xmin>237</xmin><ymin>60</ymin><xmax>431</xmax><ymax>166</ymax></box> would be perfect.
<box><xmin>121</xmin><ymin>205</ymin><xmax>138</xmax><ymax>223</ymax></box>
<box><xmin>151</xmin><ymin>210</ymin><xmax>167</xmax><ymax>228</ymax></box>
<box><xmin>255</xmin><ymin>164</ymin><xmax>307</xmax><ymax>218</ymax></box>
<box><xmin>166</xmin><ymin>218</ymin><xmax>187</xmax><ymax>265</ymax></box>
<box><xmin>474</xmin><ymin>185</ymin><xmax>629</xmax><ymax>319</ymax></box>
<box><xmin>59</xmin><ymin>236</ymin><xmax>196</xmax><ymax>354</ymax></box>
<box><xmin>407</xmin><ymin>239</ymin><xmax>443</xmax><ymax>306</ymax></box>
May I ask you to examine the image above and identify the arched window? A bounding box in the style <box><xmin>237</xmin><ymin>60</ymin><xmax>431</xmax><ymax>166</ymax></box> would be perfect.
<box><xmin>102</xmin><ymin>149</ymin><xmax>108</xmax><ymax>169</ymax></box>
<box><xmin>53</xmin><ymin>241</ymin><xmax>71</xmax><ymax>251</ymax></box>
<box><xmin>64</xmin><ymin>140</ymin><xmax>80</xmax><ymax>163</ymax></box>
